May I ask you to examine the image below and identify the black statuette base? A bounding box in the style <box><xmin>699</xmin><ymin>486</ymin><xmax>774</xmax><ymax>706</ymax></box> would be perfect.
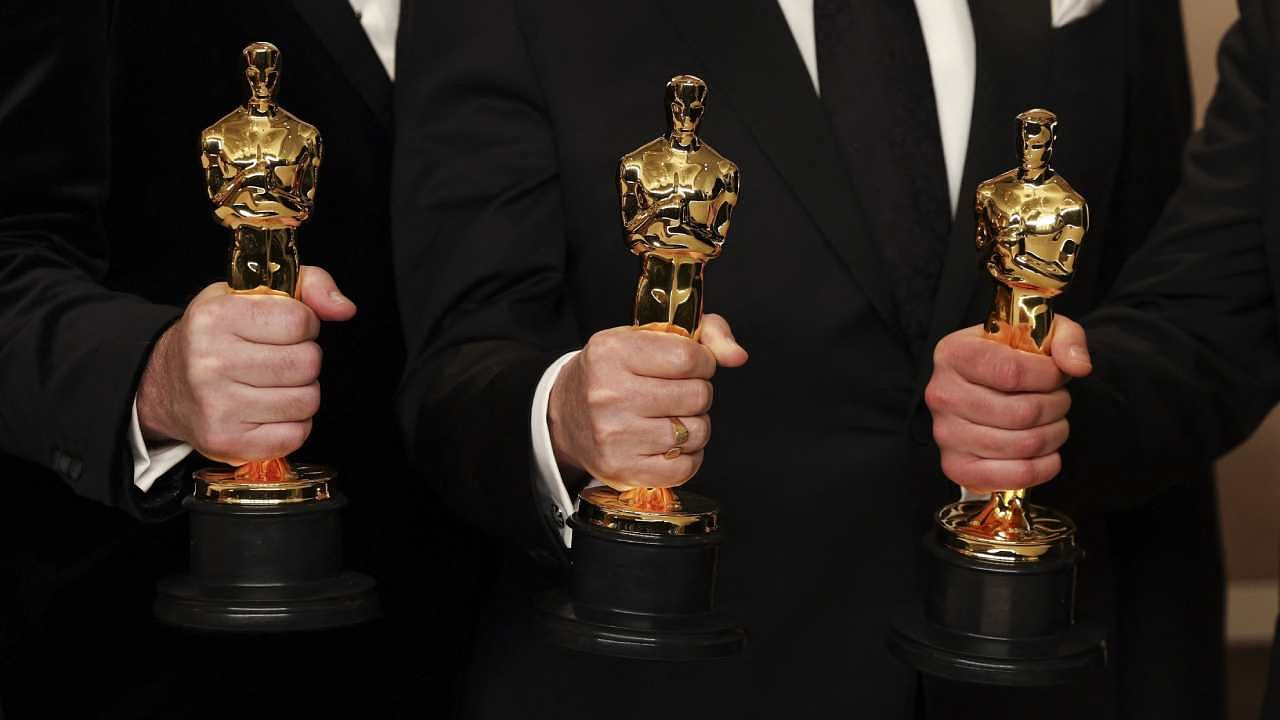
<box><xmin>535</xmin><ymin>514</ymin><xmax>744</xmax><ymax>661</ymax></box>
<box><xmin>155</xmin><ymin>493</ymin><xmax>379</xmax><ymax>633</ymax></box>
<box><xmin>888</xmin><ymin>530</ymin><xmax>1106</xmax><ymax>686</ymax></box>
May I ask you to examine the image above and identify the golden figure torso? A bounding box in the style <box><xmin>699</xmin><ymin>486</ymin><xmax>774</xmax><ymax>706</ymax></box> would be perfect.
<box><xmin>620</xmin><ymin>138</ymin><xmax>739</xmax><ymax>258</ymax></box>
<box><xmin>201</xmin><ymin>104</ymin><xmax>321</xmax><ymax>297</ymax></box>
<box><xmin>975</xmin><ymin>169</ymin><xmax>1087</xmax><ymax>354</ymax></box>
<box><xmin>976</xmin><ymin>169</ymin><xmax>1087</xmax><ymax>295</ymax></box>
<box><xmin>202</xmin><ymin>106</ymin><xmax>321</xmax><ymax>231</ymax></box>
<box><xmin>619</xmin><ymin>138</ymin><xmax>739</xmax><ymax>340</ymax></box>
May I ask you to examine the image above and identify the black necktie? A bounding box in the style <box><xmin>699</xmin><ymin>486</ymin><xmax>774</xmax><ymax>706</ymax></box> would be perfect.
<box><xmin>814</xmin><ymin>0</ymin><xmax>954</xmax><ymax>353</ymax></box>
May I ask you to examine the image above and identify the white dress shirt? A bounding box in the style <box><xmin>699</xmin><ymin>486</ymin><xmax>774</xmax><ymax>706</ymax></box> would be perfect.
<box><xmin>349</xmin><ymin>0</ymin><xmax>400</xmax><ymax>80</ymax></box>
<box><xmin>531</xmin><ymin>0</ymin><xmax>1106</xmax><ymax>544</ymax></box>
<box><xmin>128</xmin><ymin>0</ymin><xmax>400</xmax><ymax>491</ymax></box>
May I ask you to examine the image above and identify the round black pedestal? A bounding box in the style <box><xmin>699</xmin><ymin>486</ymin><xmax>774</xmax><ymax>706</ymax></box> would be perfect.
<box><xmin>535</xmin><ymin>514</ymin><xmax>744</xmax><ymax>660</ymax></box>
<box><xmin>888</xmin><ymin>531</ymin><xmax>1106</xmax><ymax>686</ymax></box>
<box><xmin>155</xmin><ymin>493</ymin><xmax>379</xmax><ymax>633</ymax></box>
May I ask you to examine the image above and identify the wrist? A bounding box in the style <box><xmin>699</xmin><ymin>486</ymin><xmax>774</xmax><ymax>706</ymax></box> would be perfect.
<box><xmin>135</xmin><ymin>323</ymin><xmax>183</xmax><ymax>444</ymax></box>
<box><xmin>547</xmin><ymin>361</ymin><xmax>589</xmax><ymax>485</ymax></box>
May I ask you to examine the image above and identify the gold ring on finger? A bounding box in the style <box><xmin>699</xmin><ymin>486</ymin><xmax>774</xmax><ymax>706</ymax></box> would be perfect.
<box><xmin>670</xmin><ymin>417</ymin><xmax>690</xmax><ymax>447</ymax></box>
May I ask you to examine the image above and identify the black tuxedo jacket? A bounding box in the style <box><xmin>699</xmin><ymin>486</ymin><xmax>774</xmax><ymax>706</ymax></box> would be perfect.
<box><xmin>0</xmin><ymin>2</ymin><xmax>472</xmax><ymax>717</ymax></box>
<box><xmin>391</xmin><ymin>0</ymin><xmax>1243</xmax><ymax>717</ymax></box>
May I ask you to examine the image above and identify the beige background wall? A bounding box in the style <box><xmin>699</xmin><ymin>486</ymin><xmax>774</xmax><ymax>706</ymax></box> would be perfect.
<box><xmin>1179</xmin><ymin>0</ymin><xmax>1280</xmax><ymax>645</ymax></box>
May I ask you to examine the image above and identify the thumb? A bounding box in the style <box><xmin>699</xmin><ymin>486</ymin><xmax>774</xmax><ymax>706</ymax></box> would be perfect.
<box><xmin>1049</xmin><ymin>315</ymin><xmax>1091</xmax><ymax>378</ymax></box>
<box><xmin>699</xmin><ymin>313</ymin><xmax>748</xmax><ymax>368</ymax></box>
<box><xmin>298</xmin><ymin>265</ymin><xmax>357</xmax><ymax>322</ymax></box>
<box><xmin>193</xmin><ymin>281</ymin><xmax>231</xmax><ymax>303</ymax></box>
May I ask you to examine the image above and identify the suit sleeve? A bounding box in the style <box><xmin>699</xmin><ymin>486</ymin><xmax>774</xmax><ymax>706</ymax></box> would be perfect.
<box><xmin>1067</xmin><ymin>3</ymin><xmax>1280</xmax><ymax>510</ymax></box>
<box><xmin>0</xmin><ymin>0</ymin><xmax>185</xmax><ymax>519</ymax></box>
<box><xmin>392</xmin><ymin>0</ymin><xmax>580</xmax><ymax>560</ymax></box>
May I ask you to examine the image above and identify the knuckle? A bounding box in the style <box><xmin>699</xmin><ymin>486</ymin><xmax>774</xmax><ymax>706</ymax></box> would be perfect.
<box><xmin>939</xmin><ymin>452</ymin><xmax>969</xmax><ymax>484</ymax></box>
<box><xmin>931</xmin><ymin>418</ymin><xmax>954</xmax><ymax>448</ymax></box>
<box><xmin>685</xmin><ymin>453</ymin><xmax>703</xmax><ymax>477</ymax></box>
<box><xmin>587</xmin><ymin>330</ymin><xmax>622</xmax><ymax>359</ymax></box>
<box><xmin>299</xmin><ymin>385</ymin><xmax>321</xmax><ymax>417</ymax></box>
<box><xmin>280</xmin><ymin>422</ymin><xmax>311</xmax><ymax>454</ymax></box>
<box><xmin>588</xmin><ymin>423</ymin><xmax>609</xmax><ymax>450</ymax></box>
<box><xmin>923</xmin><ymin>380</ymin><xmax>949</xmax><ymax>413</ymax></box>
<box><xmin>693</xmin><ymin>380</ymin><xmax>714</xmax><ymax>411</ymax></box>
<box><xmin>1042</xmin><ymin>453</ymin><xmax>1063</xmax><ymax>482</ymax></box>
<box><xmin>936</xmin><ymin>333</ymin><xmax>969</xmax><ymax>369</ymax></box>
<box><xmin>186</xmin><ymin>301</ymin><xmax>221</xmax><ymax>334</ymax></box>
<box><xmin>590</xmin><ymin>417</ymin><xmax>621</xmax><ymax>447</ymax></box>
<box><xmin>932</xmin><ymin>339</ymin><xmax>953</xmax><ymax>369</ymax></box>
<box><xmin>188</xmin><ymin>354</ymin><xmax>221</xmax><ymax>385</ymax></box>
<box><xmin>585</xmin><ymin>385</ymin><xmax>619</xmax><ymax>411</ymax></box>
<box><xmin>298</xmin><ymin>342</ymin><xmax>323</xmax><ymax>379</ymax></box>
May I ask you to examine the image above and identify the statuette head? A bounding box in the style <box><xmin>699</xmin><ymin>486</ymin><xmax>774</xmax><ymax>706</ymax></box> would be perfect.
<box><xmin>242</xmin><ymin>42</ymin><xmax>281</xmax><ymax>104</ymax></box>
<box><xmin>665</xmin><ymin>75</ymin><xmax>708</xmax><ymax>145</ymax></box>
<box><xmin>1016</xmin><ymin>108</ymin><xmax>1057</xmax><ymax>175</ymax></box>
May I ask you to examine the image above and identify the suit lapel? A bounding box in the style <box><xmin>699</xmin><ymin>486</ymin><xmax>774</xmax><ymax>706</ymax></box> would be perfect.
<box><xmin>917</xmin><ymin>0</ymin><xmax>1052</xmax><ymax>385</ymax></box>
<box><xmin>658</xmin><ymin>0</ymin><xmax>898</xmax><ymax>331</ymax></box>
<box><xmin>290</xmin><ymin>0</ymin><xmax>393</xmax><ymax>128</ymax></box>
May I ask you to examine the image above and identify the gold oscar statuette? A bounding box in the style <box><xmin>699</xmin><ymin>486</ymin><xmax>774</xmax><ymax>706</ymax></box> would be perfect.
<box><xmin>578</xmin><ymin>74</ymin><xmax>740</xmax><ymax>528</ymax></box>
<box><xmin>156</xmin><ymin>42</ymin><xmax>377</xmax><ymax>633</ymax></box>
<box><xmin>536</xmin><ymin>75</ymin><xmax>744</xmax><ymax>660</ymax></box>
<box><xmin>940</xmin><ymin>108</ymin><xmax>1087</xmax><ymax>561</ymax></box>
<box><xmin>888</xmin><ymin>109</ymin><xmax>1104</xmax><ymax>684</ymax></box>
<box><xmin>197</xmin><ymin>41</ymin><xmax>329</xmax><ymax>500</ymax></box>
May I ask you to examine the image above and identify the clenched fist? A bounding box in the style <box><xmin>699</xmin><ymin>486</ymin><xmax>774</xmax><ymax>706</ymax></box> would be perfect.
<box><xmin>925</xmin><ymin>316</ymin><xmax>1092</xmax><ymax>492</ymax></box>
<box><xmin>549</xmin><ymin>313</ymin><xmax>748</xmax><ymax>490</ymax></box>
<box><xmin>136</xmin><ymin>265</ymin><xmax>356</xmax><ymax>464</ymax></box>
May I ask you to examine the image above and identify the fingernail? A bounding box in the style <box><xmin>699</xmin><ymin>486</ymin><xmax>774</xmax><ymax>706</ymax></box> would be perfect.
<box><xmin>328</xmin><ymin>290</ymin><xmax>351</xmax><ymax>305</ymax></box>
<box><xmin>1068</xmin><ymin>344</ymin><xmax>1091</xmax><ymax>365</ymax></box>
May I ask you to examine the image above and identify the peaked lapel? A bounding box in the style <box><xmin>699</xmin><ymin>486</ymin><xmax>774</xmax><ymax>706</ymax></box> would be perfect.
<box><xmin>290</xmin><ymin>0</ymin><xmax>394</xmax><ymax>128</ymax></box>
<box><xmin>914</xmin><ymin>0</ymin><xmax>1052</xmax><ymax>388</ymax></box>
<box><xmin>657</xmin><ymin>0</ymin><xmax>898</xmax><ymax>332</ymax></box>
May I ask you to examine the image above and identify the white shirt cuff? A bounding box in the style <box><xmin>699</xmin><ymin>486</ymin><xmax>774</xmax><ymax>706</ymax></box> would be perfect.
<box><xmin>531</xmin><ymin>350</ymin><xmax>581</xmax><ymax>548</ymax></box>
<box><xmin>129</xmin><ymin>397</ymin><xmax>194</xmax><ymax>492</ymax></box>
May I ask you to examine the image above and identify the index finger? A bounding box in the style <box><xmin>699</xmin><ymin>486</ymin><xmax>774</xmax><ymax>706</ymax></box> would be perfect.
<box><xmin>226</xmin><ymin>294</ymin><xmax>321</xmax><ymax>345</ymax></box>
<box><xmin>623</xmin><ymin>329</ymin><xmax>718</xmax><ymax>380</ymax></box>
<box><xmin>941</xmin><ymin>329</ymin><xmax>1067</xmax><ymax>393</ymax></box>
